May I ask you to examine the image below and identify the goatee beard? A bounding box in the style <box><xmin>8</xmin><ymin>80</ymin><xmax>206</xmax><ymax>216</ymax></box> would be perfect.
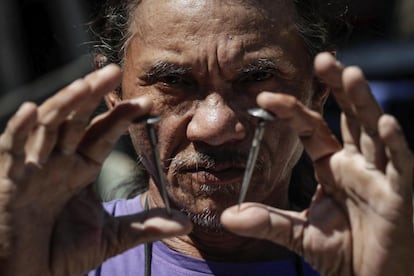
<box><xmin>180</xmin><ymin>208</ymin><xmax>225</xmax><ymax>233</ymax></box>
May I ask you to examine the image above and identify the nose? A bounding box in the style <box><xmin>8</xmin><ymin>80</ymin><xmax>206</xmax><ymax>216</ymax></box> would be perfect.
<box><xmin>187</xmin><ymin>94</ymin><xmax>246</xmax><ymax>145</ymax></box>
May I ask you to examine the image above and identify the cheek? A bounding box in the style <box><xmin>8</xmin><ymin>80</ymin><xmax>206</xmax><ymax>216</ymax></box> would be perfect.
<box><xmin>123</xmin><ymin>84</ymin><xmax>195</xmax><ymax>158</ymax></box>
<box><xmin>128</xmin><ymin>115</ymin><xmax>190</xmax><ymax>173</ymax></box>
<box><xmin>264</xmin><ymin>122</ymin><xmax>302</xmax><ymax>178</ymax></box>
<box><xmin>128</xmin><ymin>124</ymin><xmax>156</xmax><ymax>173</ymax></box>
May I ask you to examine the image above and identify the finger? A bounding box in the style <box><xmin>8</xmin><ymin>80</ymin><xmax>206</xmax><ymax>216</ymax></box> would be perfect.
<box><xmin>25</xmin><ymin>80</ymin><xmax>93</xmax><ymax>164</ymax></box>
<box><xmin>77</xmin><ymin>96</ymin><xmax>152</xmax><ymax>164</ymax></box>
<box><xmin>314</xmin><ymin>53</ymin><xmax>354</xmax><ymax>117</ymax></box>
<box><xmin>342</xmin><ymin>68</ymin><xmax>382</xmax><ymax>136</ymax></box>
<box><xmin>26</xmin><ymin>65</ymin><xmax>122</xmax><ymax>164</ymax></box>
<box><xmin>29</xmin><ymin>66</ymin><xmax>120</xmax><ymax>164</ymax></box>
<box><xmin>106</xmin><ymin>208</ymin><xmax>192</xmax><ymax>259</ymax></box>
<box><xmin>257</xmin><ymin>92</ymin><xmax>341</xmax><ymax>163</ymax></box>
<box><xmin>0</xmin><ymin>176</ymin><xmax>14</xmax><ymax>257</ymax></box>
<box><xmin>221</xmin><ymin>203</ymin><xmax>306</xmax><ymax>255</ymax></box>
<box><xmin>57</xmin><ymin>64</ymin><xmax>122</xmax><ymax>155</ymax></box>
<box><xmin>342</xmin><ymin>67</ymin><xmax>386</xmax><ymax>170</ymax></box>
<box><xmin>0</xmin><ymin>103</ymin><xmax>37</xmax><ymax>257</ymax></box>
<box><xmin>222</xmin><ymin>199</ymin><xmax>351</xmax><ymax>274</ymax></box>
<box><xmin>379</xmin><ymin>115</ymin><xmax>414</xmax><ymax>193</ymax></box>
<box><xmin>37</xmin><ymin>65</ymin><xmax>121</xmax><ymax>124</ymax></box>
<box><xmin>0</xmin><ymin>103</ymin><xmax>37</xmax><ymax>179</ymax></box>
<box><xmin>315</xmin><ymin>53</ymin><xmax>361</xmax><ymax>149</ymax></box>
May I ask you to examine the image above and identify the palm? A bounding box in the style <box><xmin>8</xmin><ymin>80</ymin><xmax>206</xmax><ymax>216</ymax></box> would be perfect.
<box><xmin>322</xmin><ymin>148</ymin><xmax>413</xmax><ymax>276</ymax></box>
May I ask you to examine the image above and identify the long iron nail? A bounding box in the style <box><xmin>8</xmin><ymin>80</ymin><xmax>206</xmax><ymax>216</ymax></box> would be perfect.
<box><xmin>238</xmin><ymin>108</ymin><xmax>275</xmax><ymax>208</ymax></box>
<box><xmin>145</xmin><ymin>116</ymin><xmax>172</xmax><ymax>216</ymax></box>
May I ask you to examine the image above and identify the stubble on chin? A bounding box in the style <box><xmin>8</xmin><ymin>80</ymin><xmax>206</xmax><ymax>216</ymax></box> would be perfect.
<box><xmin>180</xmin><ymin>207</ymin><xmax>225</xmax><ymax>233</ymax></box>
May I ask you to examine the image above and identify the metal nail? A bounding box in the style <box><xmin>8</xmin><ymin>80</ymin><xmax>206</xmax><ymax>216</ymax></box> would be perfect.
<box><xmin>145</xmin><ymin>116</ymin><xmax>171</xmax><ymax>215</ymax></box>
<box><xmin>238</xmin><ymin>108</ymin><xmax>275</xmax><ymax>207</ymax></box>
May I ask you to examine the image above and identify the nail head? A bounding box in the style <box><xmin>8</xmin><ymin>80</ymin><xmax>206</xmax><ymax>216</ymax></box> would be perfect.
<box><xmin>248</xmin><ymin>108</ymin><xmax>275</xmax><ymax>121</ymax></box>
<box><xmin>134</xmin><ymin>115</ymin><xmax>162</xmax><ymax>125</ymax></box>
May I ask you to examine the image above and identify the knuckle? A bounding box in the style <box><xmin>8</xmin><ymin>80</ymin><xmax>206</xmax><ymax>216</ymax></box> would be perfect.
<box><xmin>284</xmin><ymin>95</ymin><xmax>300</xmax><ymax>109</ymax></box>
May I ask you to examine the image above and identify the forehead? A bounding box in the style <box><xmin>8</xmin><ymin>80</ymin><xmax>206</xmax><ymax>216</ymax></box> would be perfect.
<box><xmin>132</xmin><ymin>0</ymin><xmax>297</xmax><ymax>43</ymax></box>
<box><xmin>126</xmin><ymin>0</ymin><xmax>309</xmax><ymax>75</ymax></box>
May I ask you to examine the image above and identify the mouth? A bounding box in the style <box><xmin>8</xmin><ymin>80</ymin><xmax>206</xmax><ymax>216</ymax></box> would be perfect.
<box><xmin>189</xmin><ymin>168</ymin><xmax>244</xmax><ymax>185</ymax></box>
<box><xmin>179</xmin><ymin>164</ymin><xmax>245</xmax><ymax>185</ymax></box>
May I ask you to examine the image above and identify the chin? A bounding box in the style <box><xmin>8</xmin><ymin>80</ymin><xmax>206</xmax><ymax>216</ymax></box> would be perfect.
<box><xmin>180</xmin><ymin>206</ymin><xmax>226</xmax><ymax>233</ymax></box>
<box><xmin>171</xmin><ymin>187</ymin><xmax>238</xmax><ymax>233</ymax></box>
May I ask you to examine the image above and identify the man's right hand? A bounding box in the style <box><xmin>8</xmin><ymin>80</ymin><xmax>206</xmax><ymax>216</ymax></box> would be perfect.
<box><xmin>0</xmin><ymin>65</ymin><xmax>191</xmax><ymax>275</ymax></box>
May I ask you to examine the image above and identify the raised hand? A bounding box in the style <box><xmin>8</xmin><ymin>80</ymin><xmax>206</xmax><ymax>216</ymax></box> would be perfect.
<box><xmin>222</xmin><ymin>53</ymin><xmax>414</xmax><ymax>276</ymax></box>
<box><xmin>0</xmin><ymin>65</ymin><xmax>191</xmax><ymax>275</ymax></box>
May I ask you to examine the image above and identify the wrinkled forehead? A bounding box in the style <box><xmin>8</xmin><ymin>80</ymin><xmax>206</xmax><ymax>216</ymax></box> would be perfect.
<box><xmin>131</xmin><ymin>0</ymin><xmax>297</xmax><ymax>39</ymax></box>
<box><xmin>135</xmin><ymin>0</ymin><xmax>296</xmax><ymax>17</ymax></box>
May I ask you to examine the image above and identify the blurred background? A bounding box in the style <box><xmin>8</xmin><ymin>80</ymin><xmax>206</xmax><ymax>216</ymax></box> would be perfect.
<box><xmin>0</xmin><ymin>0</ymin><xmax>413</xmax><ymax>144</ymax></box>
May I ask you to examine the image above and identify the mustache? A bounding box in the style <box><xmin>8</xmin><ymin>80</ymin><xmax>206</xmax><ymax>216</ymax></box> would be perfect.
<box><xmin>169</xmin><ymin>148</ymin><xmax>265</xmax><ymax>175</ymax></box>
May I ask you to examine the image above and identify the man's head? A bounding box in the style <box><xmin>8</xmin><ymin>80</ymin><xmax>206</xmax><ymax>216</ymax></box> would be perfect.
<box><xmin>93</xmin><ymin>0</ymin><xmax>347</xmax><ymax>231</ymax></box>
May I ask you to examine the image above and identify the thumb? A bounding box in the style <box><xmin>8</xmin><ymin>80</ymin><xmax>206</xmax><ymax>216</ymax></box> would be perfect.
<box><xmin>221</xmin><ymin>203</ymin><xmax>306</xmax><ymax>255</ymax></box>
<box><xmin>105</xmin><ymin>208</ymin><xmax>192</xmax><ymax>258</ymax></box>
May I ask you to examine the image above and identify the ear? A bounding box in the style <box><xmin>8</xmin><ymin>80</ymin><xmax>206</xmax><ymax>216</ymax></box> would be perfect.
<box><xmin>104</xmin><ymin>90</ymin><xmax>128</xmax><ymax>136</ymax></box>
<box><xmin>95</xmin><ymin>54</ymin><xmax>109</xmax><ymax>70</ymax></box>
<box><xmin>94</xmin><ymin>54</ymin><xmax>123</xmax><ymax>110</ymax></box>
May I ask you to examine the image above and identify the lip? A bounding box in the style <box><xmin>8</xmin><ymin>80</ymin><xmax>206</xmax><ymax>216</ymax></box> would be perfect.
<box><xmin>185</xmin><ymin>168</ymin><xmax>245</xmax><ymax>185</ymax></box>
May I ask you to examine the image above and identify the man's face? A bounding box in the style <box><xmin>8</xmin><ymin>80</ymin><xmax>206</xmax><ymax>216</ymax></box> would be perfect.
<box><xmin>120</xmin><ymin>0</ymin><xmax>318</xmax><ymax>229</ymax></box>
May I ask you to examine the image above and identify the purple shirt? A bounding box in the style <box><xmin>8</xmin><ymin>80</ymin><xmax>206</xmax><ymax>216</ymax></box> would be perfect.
<box><xmin>88</xmin><ymin>195</ymin><xmax>319</xmax><ymax>276</ymax></box>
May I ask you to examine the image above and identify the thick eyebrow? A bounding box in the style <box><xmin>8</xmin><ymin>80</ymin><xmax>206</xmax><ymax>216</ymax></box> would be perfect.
<box><xmin>238</xmin><ymin>58</ymin><xmax>278</xmax><ymax>74</ymax></box>
<box><xmin>238</xmin><ymin>58</ymin><xmax>297</xmax><ymax>79</ymax></box>
<box><xmin>146</xmin><ymin>61</ymin><xmax>192</xmax><ymax>80</ymax></box>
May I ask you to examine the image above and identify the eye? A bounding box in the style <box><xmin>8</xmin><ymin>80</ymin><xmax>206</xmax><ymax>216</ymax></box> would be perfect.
<box><xmin>160</xmin><ymin>75</ymin><xmax>182</xmax><ymax>85</ymax></box>
<box><xmin>249</xmin><ymin>71</ymin><xmax>274</xmax><ymax>82</ymax></box>
<box><xmin>240</xmin><ymin>70</ymin><xmax>275</xmax><ymax>83</ymax></box>
<box><xmin>159</xmin><ymin>75</ymin><xmax>193</xmax><ymax>87</ymax></box>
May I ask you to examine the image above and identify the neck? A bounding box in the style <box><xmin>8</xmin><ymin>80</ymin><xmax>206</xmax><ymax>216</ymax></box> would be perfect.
<box><xmin>163</xmin><ymin>225</ymin><xmax>294</xmax><ymax>262</ymax></box>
